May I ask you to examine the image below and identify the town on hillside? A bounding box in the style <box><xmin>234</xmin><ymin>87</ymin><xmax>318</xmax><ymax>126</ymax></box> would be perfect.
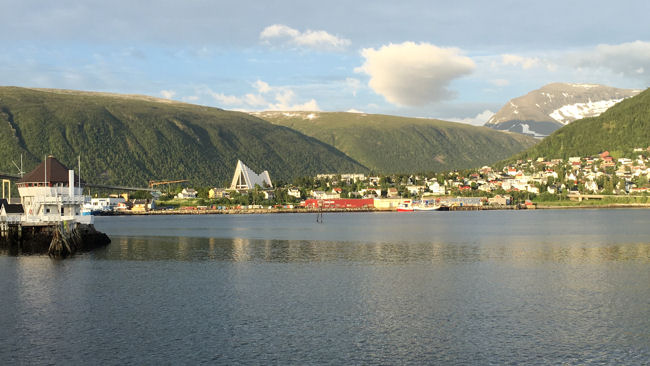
<box><xmin>76</xmin><ymin>147</ymin><xmax>650</xmax><ymax>214</ymax></box>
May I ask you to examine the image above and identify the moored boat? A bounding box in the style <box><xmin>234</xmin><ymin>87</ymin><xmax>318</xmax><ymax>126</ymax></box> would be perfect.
<box><xmin>413</xmin><ymin>203</ymin><xmax>440</xmax><ymax>211</ymax></box>
<box><xmin>396</xmin><ymin>201</ymin><xmax>414</xmax><ymax>212</ymax></box>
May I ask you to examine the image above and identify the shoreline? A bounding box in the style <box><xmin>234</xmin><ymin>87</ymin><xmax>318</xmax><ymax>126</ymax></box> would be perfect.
<box><xmin>101</xmin><ymin>203</ymin><xmax>650</xmax><ymax>215</ymax></box>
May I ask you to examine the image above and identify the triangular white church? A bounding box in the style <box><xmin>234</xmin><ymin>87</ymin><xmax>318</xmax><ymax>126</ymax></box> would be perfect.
<box><xmin>229</xmin><ymin>160</ymin><xmax>273</xmax><ymax>190</ymax></box>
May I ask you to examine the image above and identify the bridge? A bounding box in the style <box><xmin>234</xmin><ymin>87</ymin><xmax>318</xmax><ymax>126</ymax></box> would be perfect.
<box><xmin>567</xmin><ymin>193</ymin><xmax>605</xmax><ymax>202</ymax></box>
<box><xmin>567</xmin><ymin>193</ymin><xmax>647</xmax><ymax>202</ymax></box>
<box><xmin>0</xmin><ymin>172</ymin><xmax>157</xmax><ymax>192</ymax></box>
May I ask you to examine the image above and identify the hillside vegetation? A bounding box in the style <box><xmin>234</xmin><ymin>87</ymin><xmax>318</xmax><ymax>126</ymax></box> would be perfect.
<box><xmin>255</xmin><ymin>111</ymin><xmax>538</xmax><ymax>173</ymax></box>
<box><xmin>0</xmin><ymin>87</ymin><xmax>366</xmax><ymax>186</ymax></box>
<box><xmin>511</xmin><ymin>88</ymin><xmax>650</xmax><ymax>160</ymax></box>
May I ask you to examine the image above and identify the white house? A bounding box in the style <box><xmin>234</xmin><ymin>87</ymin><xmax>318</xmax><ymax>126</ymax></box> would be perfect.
<box><xmin>310</xmin><ymin>190</ymin><xmax>340</xmax><ymax>200</ymax></box>
<box><xmin>287</xmin><ymin>188</ymin><xmax>301</xmax><ymax>199</ymax></box>
<box><xmin>428</xmin><ymin>181</ymin><xmax>446</xmax><ymax>195</ymax></box>
<box><xmin>177</xmin><ymin>188</ymin><xmax>197</xmax><ymax>199</ymax></box>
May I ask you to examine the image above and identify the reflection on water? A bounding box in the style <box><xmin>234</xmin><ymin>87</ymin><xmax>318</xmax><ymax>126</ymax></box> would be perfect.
<box><xmin>2</xmin><ymin>210</ymin><xmax>650</xmax><ymax>365</ymax></box>
<box><xmin>94</xmin><ymin>235</ymin><xmax>650</xmax><ymax>264</ymax></box>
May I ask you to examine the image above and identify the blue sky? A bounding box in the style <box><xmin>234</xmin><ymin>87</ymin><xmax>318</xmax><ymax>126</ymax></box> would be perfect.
<box><xmin>1</xmin><ymin>0</ymin><xmax>649</xmax><ymax>125</ymax></box>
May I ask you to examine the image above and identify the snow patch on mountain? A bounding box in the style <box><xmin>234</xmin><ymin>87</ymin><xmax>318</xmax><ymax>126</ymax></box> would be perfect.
<box><xmin>520</xmin><ymin>123</ymin><xmax>546</xmax><ymax>138</ymax></box>
<box><xmin>549</xmin><ymin>99</ymin><xmax>623</xmax><ymax>124</ymax></box>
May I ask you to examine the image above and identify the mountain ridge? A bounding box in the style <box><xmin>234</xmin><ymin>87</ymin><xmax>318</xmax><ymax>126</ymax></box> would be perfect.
<box><xmin>254</xmin><ymin>111</ymin><xmax>538</xmax><ymax>173</ymax></box>
<box><xmin>0</xmin><ymin>87</ymin><xmax>367</xmax><ymax>187</ymax></box>
<box><xmin>508</xmin><ymin>87</ymin><xmax>650</xmax><ymax>160</ymax></box>
<box><xmin>485</xmin><ymin>83</ymin><xmax>641</xmax><ymax>137</ymax></box>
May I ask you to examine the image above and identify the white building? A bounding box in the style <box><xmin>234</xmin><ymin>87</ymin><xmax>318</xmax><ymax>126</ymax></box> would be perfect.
<box><xmin>287</xmin><ymin>188</ymin><xmax>301</xmax><ymax>199</ymax></box>
<box><xmin>177</xmin><ymin>188</ymin><xmax>197</xmax><ymax>199</ymax></box>
<box><xmin>15</xmin><ymin>155</ymin><xmax>91</xmax><ymax>224</ymax></box>
<box><xmin>230</xmin><ymin>160</ymin><xmax>273</xmax><ymax>191</ymax></box>
<box><xmin>85</xmin><ymin>197</ymin><xmax>126</xmax><ymax>212</ymax></box>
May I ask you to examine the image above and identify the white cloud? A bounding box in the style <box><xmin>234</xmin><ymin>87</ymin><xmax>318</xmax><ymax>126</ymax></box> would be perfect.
<box><xmin>253</xmin><ymin>79</ymin><xmax>271</xmax><ymax>93</ymax></box>
<box><xmin>160</xmin><ymin>89</ymin><xmax>176</xmax><ymax>99</ymax></box>
<box><xmin>501</xmin><ymin>54</ymin><xmax>540</xmax><ymax>69</ymax></box>
<box><xmin>268</xmin><ymin>98</ymin><xmax>320</xmax><ymax>111</ymax></box>
<box><xmin>346</xmin><ymin>108</ymin><xmax>364</xmax><ymax>113</ymax></box>
<box><xmin>500</xmin><ymin>54</ymin><xmax>557</xmax><ymax>71</ymax></box>
<box><xmin>201</xmin><ymin>81</ymin><xmax>320</xmax><ymax>111</ymax></box>
<box><xmin>260</xmin><ymin>24</ymin><xmax>351</xmax><ymax>51</ymax></box>
<box><xmin>356</xmin><ymin>42</ymin><xmax>475</xmax><ymax>106</ymax></box>
<box><xmin>210</xmin><ymin>92</ymin><xmax>242</xmax><ymax>105</ymax></box>
<box><xmin>572</xmin><ymin>40</ymin><xmax>650</xmax><ymax>79</ymax></box>
<box><xmin>447</xmin><ymin>110</ymin><xmax>495</xmax><ymax>126</ymax></box>
<box><xmin>244</xmin><ymin>93</ymin><xmax>268</xmax><ymax>107</ymax></box>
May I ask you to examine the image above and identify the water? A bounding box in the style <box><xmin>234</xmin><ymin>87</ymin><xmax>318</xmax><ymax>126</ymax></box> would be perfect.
<box><xmin>1</xmin><ymin>210</ymin><xmax>648</xmax><ymax>365</ymax></box>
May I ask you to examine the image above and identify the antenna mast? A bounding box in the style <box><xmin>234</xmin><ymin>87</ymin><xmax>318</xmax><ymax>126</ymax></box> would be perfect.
<box><xmin>11</xmin><ymin>154</ymin><xmax>24</xmax><ymax>177</ymax></box>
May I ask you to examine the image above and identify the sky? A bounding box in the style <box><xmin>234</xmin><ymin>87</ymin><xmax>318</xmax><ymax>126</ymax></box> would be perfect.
<box><xmin>1</xmin><ymin>0</ymin><xmax>649</xmax><ymax>125</ymax></box>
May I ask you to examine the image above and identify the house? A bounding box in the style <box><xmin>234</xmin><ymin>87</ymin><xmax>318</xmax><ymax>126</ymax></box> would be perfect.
<box><xmin>487</xmin><ymin>195</ymin><xmax>510</xmax><ymax>206</ymax></box>
<box><xmin>115</xmin><ymin>201</ymin><xmax>133</xmax><ymax>211</ymax></box>
<box><xmin>287</xmin><ymin>188</ymin><xmax>301</xmax><ymax>199</ymax></box>
<box><xmin>86</xmin><ymin>197</ymin><xmax>126</xmax><ymax>212</ymax></box>
<box><xmin>310</xmin><ymin>190</ymin><xmax>340</xmax><ymax>200</ymax></box>
<box><xmin>209</xmin><ymin>188</ymin><xmax>227</xmax><ymax>199</ymax></box>
<box><xmin>428</xmin><ymin>181</ymin><xmax>446</xmax><ymax>195</ymax></box>
<box><xmin>131</xmin><ymin>199</ymin><xmax>150</xmax><ymax>212</ymax></box>
<box><xmin>405</xmin><ymin>185</ymin><xmax>425</xmax><ymax>195</ymax></box>
<box><xmin>0</xmin><ymin>198</ymin><xmax>24</xmax><ymax>221</ymax></box>
<box><xmin>387</xmin><ymin>187</ymin><xmax>399</xmax><ymax>198</ymax></box>
<box><xmin>177</xmin><ymin>188</ymin><xmax>197</xmax><ymax>199</ymax></box>
<box><xmin>585</xmin><ymin>180</ymin><xmax>599</xmax><ymax>193</ymax></box>
<box><xmin>341</xmin><ymin>173</ymin><xmax>366</xmax><ymax>183</ymax></box>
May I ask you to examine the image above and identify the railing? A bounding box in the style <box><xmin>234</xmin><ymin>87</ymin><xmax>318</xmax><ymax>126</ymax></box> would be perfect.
<box><xmin>30</xmin><ymin>195</ymin><xmax>87</xmax><ymax>205</ymax></box>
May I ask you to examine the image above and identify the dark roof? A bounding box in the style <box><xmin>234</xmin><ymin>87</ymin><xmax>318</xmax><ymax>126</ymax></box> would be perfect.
<box><xmin>18</xmin><ymin>156</ymin><xmax>82</xmax><ymax>185</ymax></box>
<box><xmin>0</xmin><ymin>199</ymin><xmax>24</xmax><ymax>214</ymax></box>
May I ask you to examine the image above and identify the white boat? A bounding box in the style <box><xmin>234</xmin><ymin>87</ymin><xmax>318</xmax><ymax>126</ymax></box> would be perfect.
<box><xmin>413</xmin><ymin>203</ymin><xmax>440</xmax><ymax>211</ymax></box>
<box><xmin>396</xmin><ymin>202</ymin><xmax>414</xmax><ymax>212</ymax></box>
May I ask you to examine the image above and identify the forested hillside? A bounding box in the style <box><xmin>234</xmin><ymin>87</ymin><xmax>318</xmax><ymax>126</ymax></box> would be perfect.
<box><xmin>0</xmin><ymin>87</ymin><xmax>366</xmax><ymax>186</ymax></box>
<box><xmin>256</xmin><ymin>111</ymin><xmax>538</xmax><ymax>173</ymax></box>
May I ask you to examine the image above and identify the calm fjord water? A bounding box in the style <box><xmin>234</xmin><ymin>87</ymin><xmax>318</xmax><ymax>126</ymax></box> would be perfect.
<box><xmin>1</xmin><ymin>210</ymin><xmax>649</xmax><ymax>365</ymax></box>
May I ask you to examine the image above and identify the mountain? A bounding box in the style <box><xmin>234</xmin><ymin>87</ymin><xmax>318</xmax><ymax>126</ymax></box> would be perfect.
<box><xmin>510</xmin><ymin>88</ymin><xmax>650</xmax><ymax>160</ymax></box>
<box><xmin>485</xmin><ymin>83</ymin><xmax>641</xmax><ymax>137</ymax></box>
<box><xmin>0</xmin><ymin>87</ymin><xmax>366</xmax><ymax>187</ymax></box>
<box><xmin>253</xmin><ymin>111</ymin><xmax>538</xmax><ymax>173</ymax></box>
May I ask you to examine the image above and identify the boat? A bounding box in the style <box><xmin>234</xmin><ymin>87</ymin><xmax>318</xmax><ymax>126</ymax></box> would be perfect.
<box><xmin>413</xmin><ymin>203</ymin><xmax>440</xmax><ymax>211</ymax></box>
<box><xmin>396</xmin><ymin>201</ymin><xmax>414</xmax><ymax>212</ymax></box>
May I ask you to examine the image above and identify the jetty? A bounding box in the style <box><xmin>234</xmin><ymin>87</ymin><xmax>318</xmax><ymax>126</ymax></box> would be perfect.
<box><xmin>0</xmin><ymin>156</ymin><xmax>110</xmax><ymax>257</ymax></box>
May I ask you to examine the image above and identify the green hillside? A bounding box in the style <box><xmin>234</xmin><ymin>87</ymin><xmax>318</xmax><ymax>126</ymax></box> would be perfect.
<box><xmin>0</xmin><ymin>87</ymin><xmax>366</xmax><ymax>186</ymax></box>
<box><xmin>255</xmin><ymin>111</ymin><xmax>538</xmax><ymax>173</ymax></box>
<box><xmin>511</xmin><ymin>88</ymin><xmax>650</xmax><ymax>160</ymax></box>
